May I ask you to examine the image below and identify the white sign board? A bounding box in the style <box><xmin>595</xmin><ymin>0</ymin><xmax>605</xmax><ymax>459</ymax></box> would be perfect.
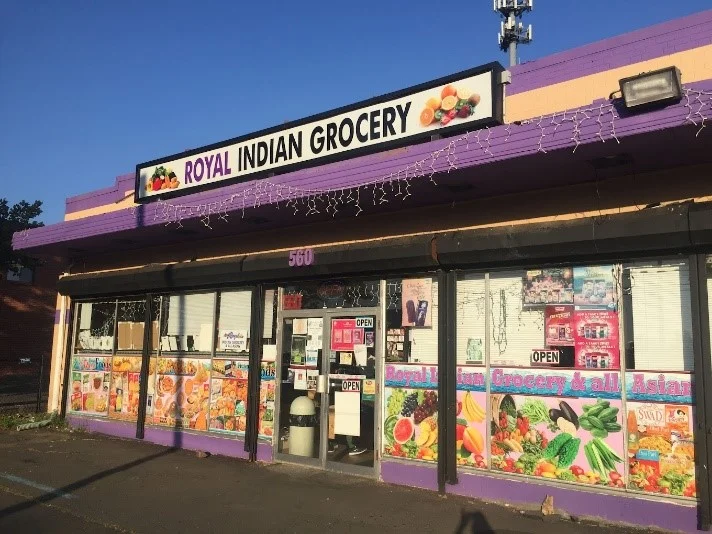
<box><xmin>136</xmin><ymin>65</ymin><xmax>503</xmax><ymax>200</ymax></box>
<box><xmin>530</xmin><ymin>349</ymin><xmax>560</xmax><ymax>366</ymax></box>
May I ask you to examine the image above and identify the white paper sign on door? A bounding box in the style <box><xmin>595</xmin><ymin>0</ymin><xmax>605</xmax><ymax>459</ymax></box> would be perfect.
<box><xmin>334</xmin><ymin>391</ymin><xmax>361</xmax><ymax>436</ymax></box>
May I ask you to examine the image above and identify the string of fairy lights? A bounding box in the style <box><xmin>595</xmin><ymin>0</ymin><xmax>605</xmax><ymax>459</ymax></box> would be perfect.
<box><xmin>10</xmin><ymin>86</ymin><xmax>706</xmax><ymax>243</ymax></box>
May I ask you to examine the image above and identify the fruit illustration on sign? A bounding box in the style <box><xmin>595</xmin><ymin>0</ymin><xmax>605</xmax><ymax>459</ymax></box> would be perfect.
<box><xmin>420</xmin><ymin>85</ymin><xmax>481</xmax><ymax>128</ymax></box>
<box><xmin>393</xmin><ymin>417</ymin><xmax>414</xmax><ymax>444</ymax></box>
<box><xmin>463</xmin><ymin>391</ymin><xmax>485</xmax><ymax>423</ymax></box>
<box><xmin>146</xmin><ymin>165</ymin><xmax>180</xmax><ymax>193</ymax></box>
<box><xmin>463</xmin><ymin>426</ymin><xmax>484</xmax><ymax>454</ymax></box>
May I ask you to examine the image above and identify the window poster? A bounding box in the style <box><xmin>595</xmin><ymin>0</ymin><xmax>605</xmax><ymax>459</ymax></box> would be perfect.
<box><xmin>109</xmin><ymin>356</ymin><xmax>142</xmax><ymax>420</ymax></box>
<box><xmin>70</xmin><ymin>357</ymin><xmax>112</xmax><ymax>416</ymax></box>
<box><xmin>330</xmin><ymin>319</ymin><xmax>363</xmax><ymax>351</ymax></box>
<box><xmin>154</xmin><ymin>358</ymin><xmax>211</xmax><ymax>430</ymax></box>
<box><xmin>291</xmin><ymin>335</ymin><xmax>307</xmax><ymax>365</ymax></box>
<box><xmin>545</xmin><ymin>305</ymin><xmax>574</xmax><ymax>347</ymax></box>
<box><xmin>218</xmin><ymin>329</ymin><xmax>248</xmax><ymax>352</ymax></box>
<box><xmin>574</xmin><ymin>310</ymin><xmax>620</xmax><ymax>369</ymax></box>
<box><xmin>402</xmin><ymin>279</ymin><xmax>432</xmax><ymax>327</ymax></box>
<box><xmin>574</xmin><ymin>265</ymin><xmax>616</xmax><ymax>310</ymax></box>
<box><xmin>523</xmin><ymin>268</ymin><xmax>574</xmax><ymax>307</ymax></box>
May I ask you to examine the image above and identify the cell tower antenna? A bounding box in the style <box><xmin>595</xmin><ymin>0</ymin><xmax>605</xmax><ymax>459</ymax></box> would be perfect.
<box><xmin>494</xmin><ymin>0</ymin><xmax>533</xmax><ymax>66</ymax></box>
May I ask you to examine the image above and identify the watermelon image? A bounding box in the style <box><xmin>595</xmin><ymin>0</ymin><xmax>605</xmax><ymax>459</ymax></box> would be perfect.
<box><xmin>393</xmin><ymin>417</ymin><xmax>414</xmax><ymax>444</ymax></box>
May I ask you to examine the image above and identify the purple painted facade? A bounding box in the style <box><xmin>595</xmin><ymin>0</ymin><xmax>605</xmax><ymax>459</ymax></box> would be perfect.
<box><xmin>381</xmin><ymin>461</ymin><xmax>703</xmax><ymax>533</ymax></box>
<box><xmin>509</xmin><ymin>9</ymin><xmax>712</xmax><ymax>95</ymax></box>
<box><xmin>14</xmin><ymin>78</ymin><xmax>712</xmax><ymax>253</ymax></box>
<box><xmin>65</xmin><ymin>173</ymin><xmax>135</xmax><ymax>214</ymax></box>
<box><xmin>66</xmin><ymin>415</ymin><xmax>273</xmax><ymax>462</ymax></box>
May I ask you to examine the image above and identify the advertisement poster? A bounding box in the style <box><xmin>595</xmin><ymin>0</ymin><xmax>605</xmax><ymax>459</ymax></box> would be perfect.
<box><xmin>523</xmin><ymin>269</ymin><xmax>574</xmax><ymax>307</ymax></box>
<box><xmin>109</xmin><ymin>356</ymin><xmax>142</xmax><ymax>420</ymax></box>
<box><xmin>154</xmin><ymin>358</ymin><xmax>211</xmax><ymax>429</ymax></box>
<box><xmin>627</xmin><ymin>402</ymin><xmax>696</xmax><ymax>498</ymax></box>
<box><xmin>330</xmin><ymin>319</ymin><xmax>364</xmax><ymax>351</ymax></box>
<box><xmin>291</xmin><ymin>335</ymin><xmax>307</xmax><ymax>364</ymax></box>
<box><xmin>212</xmin><ymin>359</ymin><xmax>249</xmax><ymax>379</ymax></box>
<box><xmin>257</xmin><ymin>361</ymin><xmax>276</xmax><ymax>440</ymax></box>
<box><xmin>574</xmin><ymin>310</ymin><xmax>620</xmax><ymax>369</ymax></box>
<box><xmin>545</xmin><ymin>306</ymin><xmax>574</xmax><ymax>346</ymax></box>
<box><xmin>573</xmin><ymin>265</ymin><xmax>616</xmax><ymax>310</ymax></box>
<box><xmin>489</xmin><ymin>367</ymin><xmax>625</xmax><ymax>488</ymax></box>
<box><xmin>69</xmin><ymin>357</ymin><xmax>112</xmax><ymax>416</ymax></box>
<box><xmin>402</xmin><ymin>279</ymin><xmax>432</xmax><ymax>327</ymax></box>
<box><xmin>218</xmin><ymin>330</ymin><xmax>248</xmax><ymax>352</ymax></box>
<box><xmin>456</xmin><ymin>365</ymin><xmax>487</xmax><ymax>469</ymax></box>
<box><xmin>386</xmin><ymin>328</ymin><xmax>406</xmax><ymax>362</ymax></box>
<box><xmin>209</xmin><ymin>376</ymin><xmax>248</xmax><ymax>432</ymax></box>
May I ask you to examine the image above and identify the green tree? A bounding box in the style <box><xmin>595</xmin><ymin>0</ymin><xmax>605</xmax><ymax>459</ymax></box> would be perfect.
<box><xmin>0</xmin><ymin>199</ymin><xmax>44</xmax><ymax>274</ymax></box>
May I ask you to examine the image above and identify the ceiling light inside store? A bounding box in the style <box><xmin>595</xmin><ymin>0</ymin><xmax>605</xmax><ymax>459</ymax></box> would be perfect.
<box><xmin>619</xmin><ymin>67</ymin><xmax>682</xmax><ymax>110</ymax></box>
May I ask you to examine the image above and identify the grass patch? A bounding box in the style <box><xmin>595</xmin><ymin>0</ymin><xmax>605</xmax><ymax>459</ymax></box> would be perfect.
<box><xmin>0</xmin><ymin>412</ymin><xmax>66</xmax><ymax>431</ymax></box>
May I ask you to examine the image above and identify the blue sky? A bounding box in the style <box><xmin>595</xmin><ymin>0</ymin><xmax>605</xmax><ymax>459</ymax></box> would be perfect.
<box><xmin>1</xmin><ymin>1</ymin><xmax>710</xmax><ymax>224</ymax></box>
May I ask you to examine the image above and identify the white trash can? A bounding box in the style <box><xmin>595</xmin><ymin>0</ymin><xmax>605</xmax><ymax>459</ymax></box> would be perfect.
<box><xmin>289</xmin><ymin>396</ymin><xmax>316</xmax><ymax>457</ymax></box>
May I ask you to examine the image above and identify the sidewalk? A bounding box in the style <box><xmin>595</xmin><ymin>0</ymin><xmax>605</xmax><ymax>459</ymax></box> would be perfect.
<box><xmin>0</xmin><ymin>428</ymin><xmax>658</xmax><ymax>533</ymax></box>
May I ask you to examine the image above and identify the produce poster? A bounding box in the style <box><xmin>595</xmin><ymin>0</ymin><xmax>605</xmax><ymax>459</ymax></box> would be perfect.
<box><xmin>456</xmin><ymin>366</ymin><xmax>487</xmax><ymax>469</ymax></box>
<box><xmin>523</xmin><ymin>269</ymin><xmax>574</xmax><ymax>307</ymax></box>
<box><xmin>109</xmin><ymin>356</ymin><xmax>142</xmax><ymax>420</ymax></box>
<box><xmin>573</xmin><ymin>310</ymin><xmax>620</xmax><ymax>369</ymax></box>
<box><xmin>489</xmin><ymin>368</ymin><xmax>625</xmax><ymax>489</ymax></box>
<box><xmin>69</xmin><ymin>357</ymin><xmax>112</xmax><ymax>416</ymax></box>
<box><xmin>383</xmin><ymin>364</ymin><xmax>439</xmax><ymax>462</ymax></box>
<box><xmin>153</xmin><ymin>358</ymin><xmax>211</xmax><ymax>429</ymax></box>
<box><xmin>209</xmin><ymin>377</ymin><xmax>248</xmax><ymax>433</ymax></box>
<box><xmin>545</xmin><ymin>305</ymin><xmax>574</xmax><ymax>346</ymax></box>
<box><xmin>627</xmin><ymin>402</ymin><xmax>696</xmax><ymax>498</ymax></box>
<box><xmin>573</xmin><ymin>265</ymin><xmax>616</xmax><ymax>310</ymax></box>
<box><xmin>401</xmin><ymin>278</ymin><xmax>432</xmax><ymax>327</ymax></box>
<box><xmin>383</xmin><ymin>387</ymin><xmax>439</xmax><ymax>462</ymax></box>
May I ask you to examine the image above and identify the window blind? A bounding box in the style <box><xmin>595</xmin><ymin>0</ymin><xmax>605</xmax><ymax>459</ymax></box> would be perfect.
<box><xmin>409</xmin><ymin>279</ymin><xmax>438</xmax><ymax>364</ymax></box>
<box><xmin>218</xmin><ymin>291</ymin><xmax>252</xmax><ymax>336</ymax></box>
<box><xmin>489</xmin><ymin>272</ymin><xmax>544</xmax><ymax>367</ymax></box>
<box><xmin>165</xmin><ymin>293</ymin><xmax>216</xmax><ymax>351</ymax></box>
<box><xmin>456</xmin><ymin>276</ymin><xmax>487</xmax><ymax>364</ymax></box>
<box><xmin>629</xmin><ymin>263</ymin><xmax>693</xmax><ymax>371</ymax></box>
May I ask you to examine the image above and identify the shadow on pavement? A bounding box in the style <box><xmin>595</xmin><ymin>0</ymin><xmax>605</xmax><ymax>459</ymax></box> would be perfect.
<box><xmin>0</xmin><ymin>447</ymin><xmax>179</xmax><ymax>519</ymax></box>
<box><xmin>454</xmin><ymin>509</ymin><xmax>527</xmax><ymax>534</ymax></box>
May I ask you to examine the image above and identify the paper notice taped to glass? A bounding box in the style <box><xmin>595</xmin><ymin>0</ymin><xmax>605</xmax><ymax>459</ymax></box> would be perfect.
<box><xmin>334</xmin><ymin>391</ymin><xmax>361</xmax><ymax>436</ymax></box>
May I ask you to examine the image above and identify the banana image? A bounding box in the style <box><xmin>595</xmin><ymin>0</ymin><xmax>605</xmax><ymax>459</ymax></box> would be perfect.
<box><xmin>463</xmin><ymin>391</ymin><xmax>485</xmax><ymax>423</ymax></box>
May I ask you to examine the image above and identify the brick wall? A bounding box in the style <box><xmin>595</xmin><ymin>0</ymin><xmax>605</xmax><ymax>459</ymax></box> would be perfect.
<box><xmin>0</xmin><ymin>255</ymin><xmax>63</xmax><ymax>378</ymax></box>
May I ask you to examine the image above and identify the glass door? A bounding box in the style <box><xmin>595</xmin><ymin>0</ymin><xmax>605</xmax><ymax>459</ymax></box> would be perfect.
<box><xmin>273</xmin><ymin>308</ymin><xmax>380</xmax><ymax>476</ymax></box>
<box><xmin>275</xmin><ymin>314</ymin><xmax>324</xmax><ymax>467</ymax></box>
<box><xmin>324</xmin><ymin>311</ymin><xmax>379</xmax><ymax>474</ymax></box>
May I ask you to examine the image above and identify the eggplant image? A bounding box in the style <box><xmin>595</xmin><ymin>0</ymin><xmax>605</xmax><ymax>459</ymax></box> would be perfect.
<box><xmin>549</xmin><ymin>408</ymin><xmax>563</xmax><ymax>422</ymax></box>
<box><xmin>559</xmin><ymin>401</ymin><xmax>579</xmax><ymax>429</ymax></box>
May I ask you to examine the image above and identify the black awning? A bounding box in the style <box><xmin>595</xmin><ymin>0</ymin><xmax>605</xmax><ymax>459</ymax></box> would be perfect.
<box><xmin>57</xmin><ymin>201</ymin><xmax>712</xmax><ymax>298</ymax></box>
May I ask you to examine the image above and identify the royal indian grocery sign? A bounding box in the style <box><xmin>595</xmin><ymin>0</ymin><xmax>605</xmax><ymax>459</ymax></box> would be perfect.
<box><xmin>135</xmin><ymin>63</ymin><xmax>504</xmax><ymax>201</ymax></box>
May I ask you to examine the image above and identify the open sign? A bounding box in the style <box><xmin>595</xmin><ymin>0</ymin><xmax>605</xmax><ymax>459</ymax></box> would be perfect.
<box><xmin>355</xmin><ymin>317</ymin><xmax>373</xmax><ymax>328</ymax></box>
<box><xmin>530</xmin><ymin>349</ymin><xmax>560</xmax><ymax>366</ymax></box>
<box><xmin>342</xmin><ymin>380</ymin><xmax>361</xmax><ymax>392</ymax></box>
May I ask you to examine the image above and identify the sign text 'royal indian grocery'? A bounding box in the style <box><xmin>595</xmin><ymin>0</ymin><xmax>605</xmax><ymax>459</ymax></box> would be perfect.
<box><xmin>136</xmin><ymin>64</ymin><xmax>504</xmax><ymax>201</ymax></box>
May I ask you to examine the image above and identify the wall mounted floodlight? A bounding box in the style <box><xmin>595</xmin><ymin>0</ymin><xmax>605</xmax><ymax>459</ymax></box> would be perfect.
<box><xmin>619</xmin><ymin>67</ymin><xmax>682</xmax><ymax>110</ymax></box>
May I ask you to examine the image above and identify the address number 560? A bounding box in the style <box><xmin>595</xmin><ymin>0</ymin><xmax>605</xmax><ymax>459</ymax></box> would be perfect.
<box><xmin>288</xmin><ymin>248</ymin><xmax>315</xmax><ymax>267</ymax></box>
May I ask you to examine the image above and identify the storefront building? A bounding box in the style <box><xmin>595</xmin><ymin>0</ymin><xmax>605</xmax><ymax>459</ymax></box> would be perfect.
<box><xmin>13</xmin><ymin>10</ymin><xmax>712</xmax><ymax>532</ymax></box>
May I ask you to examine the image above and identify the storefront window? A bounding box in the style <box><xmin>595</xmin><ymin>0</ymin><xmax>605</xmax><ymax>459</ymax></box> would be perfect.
<box><xmin>623</xmin><ymin>260</ymin><xmax>696</xmax><ymax>499</ymax></box>
<box><xmin>383</xmin><ymin>277</ymin><xmax>440</xmax><ymax>463</ymax></box>
<box><xmin>69</xmin><ymin>300</ymin><xmax>116</xmax><ymax>416</ymax></box>
<box><xmin>159</xmin><ymin>292</ymin><xmax>215</xmax><ymax>354</ymax></box>
<box><xmin>259</xmin><ymin>289</ymin><xmax>277</xmax><ymax>441</ymax></box>
<box><xmin>109</xmin><ymin>298</ymin><xmax>146</xmax><ymax>421</ymax></box>
<box><xmin>210</xmin><ymin>290</ymin><xmax>252</xmax><ymax>434</ymax></box>
<box><xmin>153</xmin><ymin>292</ymin><xmax>214</xmax><ymax>430</ymax></box>
<box><xmin>455</xmin><ymin>274</ymin><xmax>487</xmax><ymax>469</ymax></box>
<box><xmin>282</xmin><ymin>279</ymin><xmax>380</xmax><ymax>310</ymax></box>
<box><xmin>74</xmin><ymin>301</ymin><xmax>117</xmax><ymax>354</ymax></box>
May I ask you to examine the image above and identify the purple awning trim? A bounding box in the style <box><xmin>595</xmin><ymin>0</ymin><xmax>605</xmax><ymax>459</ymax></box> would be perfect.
<box><xmin>13</xmin><ymin>79</ymin><xmax>712</xmax><ymax>253</ymax></box>
<box><xmin>509</xmin><ymin>9</ymin><xmax>712</xmax><ymax>95</ymax></box>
